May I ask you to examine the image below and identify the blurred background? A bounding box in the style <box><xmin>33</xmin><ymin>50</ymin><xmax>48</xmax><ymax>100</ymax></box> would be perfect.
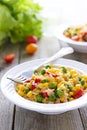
<box><xmin>35</xmin><ymin>0</ymin><xmax>87</xmax><ymax>35</ymax></box>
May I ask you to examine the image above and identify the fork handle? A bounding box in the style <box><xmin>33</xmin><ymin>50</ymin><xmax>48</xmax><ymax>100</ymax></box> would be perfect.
<box><xmin>7</xmin><ymin>77</ymin><xmax>24</xmax><ymax>84</ymax></box>
<box><xmin>35</xmin><ymin>47</ymin><xmax>74</xmax><ymax>69</ymax></box>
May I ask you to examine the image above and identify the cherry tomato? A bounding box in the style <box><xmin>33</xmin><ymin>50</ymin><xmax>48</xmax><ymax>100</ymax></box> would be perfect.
<box><xmin>25</xmin><ymin>43</ymin><xmax>38</xmax><ymax>55</ymax></box>
<box><xmin>82</xmin><ymin>32</ymin><xmax>87</xmax><ymax>41</ymax></box>
<box><xmin>73</xmin><ymin>88</ymin><xmax>84</xmax><ymax>99</ymax></box>
<box><xmin>3</xmin><ymin>53</ymin><xmax>15</xmax><ymax>63</ymax></box>
<box><xmin>26</xmin><ymin>35</ymin><xmax>38</xmax><ymax>44</ymax></box>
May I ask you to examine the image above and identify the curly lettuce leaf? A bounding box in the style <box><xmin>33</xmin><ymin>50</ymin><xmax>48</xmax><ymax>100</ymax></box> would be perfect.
<box><xmin>0</xmin><ymin>4</ymin><xmax>16</xmax><ymax>44</ymax></box>
<box><xmin>0</xmin><ymin>0</ymin><xmax>43</xmax><ymax>44</ymax></box>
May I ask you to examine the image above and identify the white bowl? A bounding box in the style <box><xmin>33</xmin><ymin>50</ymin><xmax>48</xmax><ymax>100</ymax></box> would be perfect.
<box><xmin>56</xmin><ymin>24</ymin><xmax>87</xmax><ymax>53</ymax></box>
<box><xmin>1</xmin><ymin>58</ymin><xmax>87</xmax><ymax>115</ymax></box>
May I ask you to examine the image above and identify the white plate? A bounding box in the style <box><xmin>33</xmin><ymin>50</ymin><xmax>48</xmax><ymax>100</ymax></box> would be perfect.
<box><xmin>1</xmin><ymin>58</ymin><xmax>87</xmax><ymax>115</ymax></box>
<box><xmin>56</xmin><ymin>24</ymin><xmax>87</xmax><ymax>53</ymax></box>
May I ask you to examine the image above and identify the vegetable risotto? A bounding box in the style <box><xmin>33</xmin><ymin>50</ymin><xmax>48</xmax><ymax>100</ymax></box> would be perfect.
<box><xmin>16</xmin><ymin>64</ymin><xmax>87</xmax><ymax>104</ymax></box>
<box><xmin>63</xmin><ymin>24</ymin><xmax>87</xmax><ymax>42</ymax></box>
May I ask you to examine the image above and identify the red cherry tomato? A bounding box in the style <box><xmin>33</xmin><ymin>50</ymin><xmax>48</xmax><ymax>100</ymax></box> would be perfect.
<box><xmin>82</xmin><ymin>32</ymin><xmax>87</xmax><ymax>41</ymax></box>
<box><xmin>26</xmin><ymin>35</ymin><xmax>38</xmax><ymax>44</ymax></box>
<box><xmin>3</xmin><ymin>53</ymin><xmax>15</xmax><ymax>63</ymax></box>
<box><xmin>73</xmin><ymin>89</ymin><xmax>84</xmax><ymax>99</ymax></box>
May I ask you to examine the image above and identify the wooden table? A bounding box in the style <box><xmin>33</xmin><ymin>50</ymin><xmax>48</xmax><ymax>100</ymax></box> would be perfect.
<box><xmin>0</xmin><ymin>36</ymin><xmax>87</xmax><ymax>130</ymax></box>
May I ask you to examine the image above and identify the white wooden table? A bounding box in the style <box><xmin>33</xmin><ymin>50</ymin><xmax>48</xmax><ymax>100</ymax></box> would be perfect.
<box><xmin>0</xmin><ymin>36</ymin><xmax>87</xmax><ymax>130</ymax></box>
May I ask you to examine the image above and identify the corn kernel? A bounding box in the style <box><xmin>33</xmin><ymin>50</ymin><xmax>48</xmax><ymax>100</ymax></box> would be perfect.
<box><xmin>32</xmin><ymin>75</ymin><xmax>36</xmax><ymax>79</ymax></box>
<box><xmin>38</xmin><ymin>83</ymin><xmax>45</xmax><ymax>88</ymax></box>
<box><xmin>57</xmin><ymin>81</ymin><xmax>65</xmax><ymax>88</ymax></box>
<box><xmin>44</xmin><ymin>83</ymin><xmax>49</xmax><ymax>87</ymax></box>
<box><xmin>70</xmin><ymin>70</ymin><xmax>77</xmax><ymax>75</ymax></box>
<box><xmin>61</xmin><ymin>86</ymin><xmax>66</xmax><ymax>90</ymax></box>
<box><xmin>17</xmin><ymin>84</ymin><xmax>25</xmax><ymax>91</ymax></box>
<box><xmin>75</xmin><ymin>85</ymin><xmax>81</xmax><ymax>90</ymax></box>
<box><xmin>84</xmin><ymin>83</ymin><xmax>87</xmax><ymax>88</ymax></box>
<box><xmin>49</xmin><ymin>77</ymin><xmax>56</xmax><ymax>82</ymax></box>
<box><xmin>72</xmin><ymin>85</ymin><xmax>81</xmax><ymax>92</ymax></box>
<box><xmin>64</xmin><ymin>32</ymin><xmax>70</xmax><ymax>37</ymax></box>
<box><xmin>69</xmin><ymin>97</ymin><xmax>74</xmax><ymax>101</ymax></box>
<box><xmin>72</xmin><ymin>78</ymin><xmax>77</xmax><ymax>84</ymax></box>
<box><xmin>49</xmin><ymin>64</ymin><xmax>53</xmax><ymax>67</ymax></box>
<box><xmin>18</xmin><ymin>90</ymin><xmax>24</xmax><ymax>96</ymax></box>
<box><xmin>82</xmin><ymin>75</ymin><xmax>87</xmax><ymax>81</ymax></box>
<box><xmin>26</xmin><ymin>83</ymin><xmax>30</xmax><ymax>88</ymax></box>
<box><xmin>72</xmin><ymin>87</ymin><xmax>77</xmax><ymax>92</ymax></box>
<box><xmin>48</xmin><ymin>69</ymin><xmax>56</xmax><ymax>73</ymax></box>
<box><xmin>27</xmin><ymin>91</ymin><xmax>33</xmax><ymax>97</ymax></box>
<box><xmin>69</xmin><ymin>92</ymin><xmax>74</xmax><ymax>96</ymax></box>
<box><xmin>35</xmin><ymin>89</ymin><xmax>40</xmax><ymax>93</ymax></box>
<box><xmin>60</xmin><ymin>97</ymin><xmax>65</xmax><ymax>102</ymax></box>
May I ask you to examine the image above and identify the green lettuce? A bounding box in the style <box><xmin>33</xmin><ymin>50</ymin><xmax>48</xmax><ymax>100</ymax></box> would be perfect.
<box><xmin>0</xmin><ymin>0</ymin><xmax>43</xmax><ymax>45</ymax></box>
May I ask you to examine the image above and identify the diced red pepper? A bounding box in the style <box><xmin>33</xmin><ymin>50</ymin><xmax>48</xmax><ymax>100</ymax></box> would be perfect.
<box><xmin>46</xmin><ymin>71</ymin><xmax>51</xmax><ymax>75</ymax></box>
<box><xmin>31</xmin><ymin>84</ymin><xmax>36</xmax><ymax>90</ymax></box>
<box><xmin>46</xmin><ymin>71</ymin><xmax>57</xmax><ymax>78</ymax></box>
<box><xmin>73</xmin><ymin>88</ymin><xmax>84</xmax><ymax>99</ymax></box>
<box><xmin>52</xmin><ymin>74</ymin><xmax>57</xmax><ymax>78</ymax></box>
<box><xmin>30</xmin><ymin>81</ymin><xmax>36</xmax><ymax>90</ymax></box>
<box><xmin>35</xmin><ymin>78</ymin><xmax>41</xmax><ymax>83</ymax></box>
<box><xmin>40</xmin><ymin>92</ymin><xmax>48</xmax><ymax>98</ymax></box>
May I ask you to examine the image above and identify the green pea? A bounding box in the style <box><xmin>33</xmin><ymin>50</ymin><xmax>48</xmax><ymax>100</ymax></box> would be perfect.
<box><xmin>45</xmin><ymin>65</ymin><xmax>51</xmax><ymax>69</ymax></box>
<box><xmin>62</xmin><ymin>66</ymin><xmax>67</xmax><ymax>73</ymax></box>
<box><xmin>41</xmin><ymin>69</ymin><xmax>46</xmax><ymax>75</ymax></box>
<box><xmin>78</xmin><ymin>77</ymin><xmax>85</xmax><ymax>86</ymax></box>
<box><xmin>56</xmin><ymin>90</ymin><xmax>64</xmax><ymax>97</ymax></box>
<box><xmin>81</xmin><ymin>80</ymin><xmax>85</xmax><ymax>86</ymax></box>
<box><xmin>34</xmin><ymin>70</ymin><xmax>38</xmax><ymax>75</ymax></box>
<box><xmin>25</xmin><ymin>88</ymin><xmax>30</xmax><ymax>93</ymax></box>
<box><xmin>73</xmin><ymin>33</ymin><xmax>77</xmax><ymax>36</ymax></box>
<box><xmin>49</xmin><ymin>95</ymin><xmax>56</xmax><ymax>101</ymax></box>
<box><xmin>36</xmin><ymin>94</ymin><xmax>43</xmax><ymax>103</ymax></box>
<box><xmin>41</xmin><ymin>79</ymin><xmax>48</xmax><ymax>83</ymax></box>
<box><xmin>78</xmin><ymin>77</ymin><xmax>82</xmax><ymax>81</ymax></box>
<box><xmin>49</xmin><ymin>82</ymin><xmax>57</xmax><ymax>89</ymax></box>
<box><xmin>65</xmin><ymin>84</ymin><xmax>72</xmax><ymax>90</ymax></box>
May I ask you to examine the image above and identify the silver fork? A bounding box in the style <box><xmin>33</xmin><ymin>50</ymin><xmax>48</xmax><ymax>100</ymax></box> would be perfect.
<box><xmin>7</xmin><ymin>70</ymin><xmax>33</xmax><ymax>84</ymax></box>
<box><xmin>7</xmin><ymin>47</ymin><xmax>74</xmax><ymax>84</ymax></box>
